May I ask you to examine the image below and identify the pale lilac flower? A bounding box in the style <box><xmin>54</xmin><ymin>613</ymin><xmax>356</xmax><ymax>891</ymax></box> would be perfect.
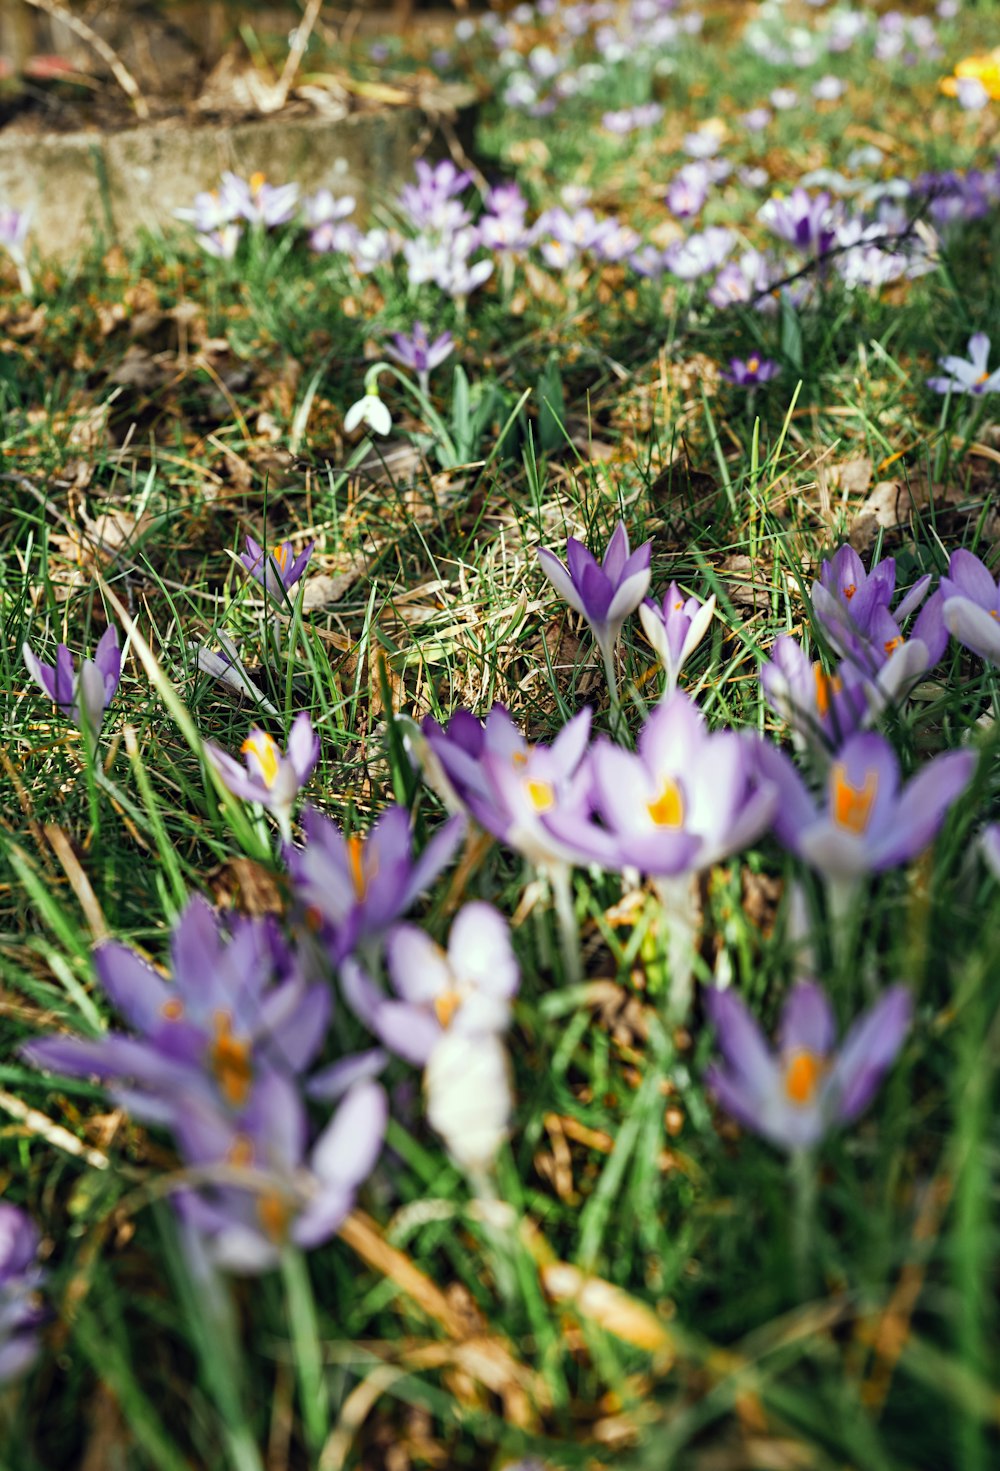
<box><xmin>239</xmin><ymin>535</ymin><xmax>314</xmax><ymax>602</ymax></box>
<box><xmin>682</xmin><ymin>127</ymin><xmax>721</xmax><ymax>159</ymax></box>
<box><xmin>286</xmin><ymin>804</ymin><xmax>464</xmax><ymax>964</ymax></box>
<box><xmin>340</xmin><ymin>902</ymin><xmax>519</xmax><ymax>1065</ymax></box>
<box><xmin>706</xmin><ymin>981</ymin><xmax>912</xmax><ymax>1150</ymax></box>
<box><xmin>220</xmin><ymin>171</ymin><xmax>299</xmax><ymax>229</ymax></box>
<box><xmin>664</xmin><ymin>227</ymin><xmax>736</xmax><ymax>280</ymax></box>
<box><xmin>756</xmin><ymin>731</ymin><xmax>976</xmax><ymax>882</ymax></box>
<box><xmin>197</xmin><ymin>224</ymin><xmax>243</xmax><ymax>261</ymax></box>
<box><xmin>740</xmin><ymin>107</ymin><xmax>772</xmax><ymax>132</ymax></box>
<box><xmin>537</xmin><ymin>520</ymin><xmax>652</xmax><ymax>674</ymax></box>
<box><xmin>666</xmin><ymin>163</ymin><xmax>710</xmax><ymax>219</ymax></box>
<box><xmin>205</xmin><ymin>713</ymin><xmax>319</xmax><ymax>839</ymax></box>
<box><xmin>349</xmin><ymin>227</ymin><xmax>398</xmax><ymax>274</ymax></box>
<box><xmin>23</xmin><ymin>625</ymin><xmax>121</xmax><ymax>748</ymax></box>
<box><xmin>594</xmin><ymin>221</ymin><xmax>643</xmax><ymax>263</ymax></box>
<box><xmin>418</xmin><ymin>705</ymin><xmax>595</xmax><ymax>872</ymax></box>
<box><xmin>639</xmin><ymin>584</ymin><xmax>716</xmax><ymax>694</ymax></box>
<box><xmin>723</xmin><ymin>354</ymin><xmax>781</xmax><ymax>386</ymax></box>
<box><xmin>546</xmin><ymin>692</ymin><xmax>777</xmax><ymax>877</ymax></box>
<box><xmin>927</xmin><ymin>333</ymin><xmax>1000</xmax><ymax>395</ymax></box>
<box><xmin>603</xmin><ymin>108</ymin><xmax>637</xmax><ymax>134</ymax></box>
<box><xmin>770</xmin><ymin>87</ymin><xmax>799</xmax><ymax>110</ymax></box>
<box><xmin>707</xmin><ymin>249</ymin><xmax>776</xmax><ymax>309</ymax></box>
<box><xmin>174</xmin><ymin>1068</ymin><xmax>387</xmax><ymax>1273</ymax></box>
<box><xmin>981</xmin><ymin>823</ymin><xmax>1000</xmax><ymax>880</ymax></box>
<box><xmin>0</xmin><ymin>1205</ymin><xmax>45</xmax><ymax>1384</ymax></box>
<box><xmin>303</xmin><ymin>189</ymin><xmax>356</xmax><ymax>253</ymax></box>
<box><xmin>175</xmin><ymin>190</ymin><xmax>239</xmax><ymax>233</ymax></box>
<box><xmin>939</xmin><ymin>547</ymin><xmax>1000</xmax><ymax>664</ymax></box>
<box><xmin>956</xmin><ymin>76</ymin><xmax>989</xmax><ymax>110</ymax></box>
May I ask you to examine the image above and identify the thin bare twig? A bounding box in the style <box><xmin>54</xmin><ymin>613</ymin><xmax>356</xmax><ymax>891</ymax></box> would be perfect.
<box><xmin>21</xmin><ymin>0</ymin><xmax>148</xmax><ymax>118</ymax></box>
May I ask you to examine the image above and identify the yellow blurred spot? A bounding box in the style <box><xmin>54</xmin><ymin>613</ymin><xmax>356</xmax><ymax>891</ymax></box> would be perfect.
<box><xmin>249</xmin><ymin>171</ymin><xmax>267</xmax><ymax>195</ymax></box>
<box><xmin>434</xmin><ymin>989</ymin><xmax>462</xmax><ymax>1029</ymax></box>
<box><xmin>940</xmin><ymin>48</ymin><xmax>1000</xmax><ymax>100</ymax></box>
<box><xmin>161</xmin><ymin>997</ymin><xmax>184</xmax><ymax>1021</ymax></box>
<box><xmin>526</xmin><ymin>779</ymin><xmax>554</xmax><ymax>812</ymax></box>
<box><xmin>210</xmin><ymin>1012</ymin><xmax>253</xmax><ymax>1108</ymax></box>
<box><xmin>813</xmin><ymin>664</ymin><xmax>842</xmax><ymax>720</ymax></box>
<box><xmin>647</xmin><ymin>777</ymin><xmax>684</xmax><ymax>827</ymax></box>
<box><xmin>258</xmin><ymin>1191</ymin><xmax>290</xmax><ymax>1243</ymax></box>
<box><xmin>348</xmin><ymin>833</ymin><xmax>368</xmax><ymax>898</ymax></box>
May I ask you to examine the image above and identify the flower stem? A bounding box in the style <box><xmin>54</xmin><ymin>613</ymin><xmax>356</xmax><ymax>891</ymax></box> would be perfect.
<box><xmin>601</xmin><ymin>641</ymin><xmax>622</xmax><ymax>736</ymax></box>
<box><xmin>549</xmin><ymin>864</ymin><xmax>582</xmax><ymax>986</ymax></box>
<box><xmin>790</xmin><ymin>1146</ymin><xmax>817</xmax><ymax>1298</ymax></box>
<box><xmin>655</xmin><ymin>873</ymin><xmax>700</xmax><ymax>1023</ymax></box>
<box><xmin>280</xmin><ymin>1246</ymin><xmax>329</xmax><ymax>1460</ymax></box>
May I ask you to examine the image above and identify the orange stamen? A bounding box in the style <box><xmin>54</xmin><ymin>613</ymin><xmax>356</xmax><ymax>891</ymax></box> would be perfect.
<box><xmin>830</xmin><ymin>762</ymin><xmax>878</xmax><ymax>835</ymax></box>
<box><xmin>434</xmin><ymin>990</ymin><xmax>462</xmax><ymax>1029</ymax></box>
<box><xmin>347</xmin><ymin>834</ymin><xmax>368</xmax><ymax>898</ymax></box>
<box><xmin>257</xmin><ymin>1192</ymin><xmax>290</xmax><ymax>1243</ymax></box>
<box><xmin>812</xmin><ymin>664</ymin><xmax>842</xmax><ymax>720</ymax></box>
<box><xmin>843</xmin><ymin>583</ymin><xmax>857</xmax><ymax>600</ymax></box>
<box><xmin>784</xmin><ymin>1050</ymin><xmax>825</xmax><ymax>1106</ymax></box>
<box><xmin>883</xmin><ymin>636</ymin><xmax>902</xmax><ymax>657</ymax></box>
<box><xmin>161</xmin><ymin>997</ymin><xmax>184</xmax><ymax>1021</ymax></box>
<box><xmin>209</xmin><ymin>1012</ymin><xmax>253</xmax><ymax>1109</ymax></box>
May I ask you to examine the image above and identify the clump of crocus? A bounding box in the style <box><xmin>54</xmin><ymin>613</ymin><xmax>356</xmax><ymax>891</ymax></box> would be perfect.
<box><xmin>0</xmin><ymin>1204</ymin><xmax>46</xmax><ymax>1383</ymax></box>
<box><xmin>811</xmin><ymin>545</ymin><xmax>947</xmax><ymax>689</ymax></box>
<box><xmin>760</xmin><ymin>635</ymin><xmax>873</xmax><ymax>761</ymax></box>
<box><xmin>927</xmin><ymin>332</ymin><xmax>1000</xmax><ymax>396</ymax></box>
<box><xmin>940</xmin><ymin>547</ymin><xmax>1000</xmax><ymax>664</ymax></box>
<box><xmin>756</xmin><ymin>730</ymin><xmax>976</xmax><ymax>917</ymax></box>
<box><xmin>286</xmin><ymin>803</ymin><xmax>464</xmax><ymax>966</ymax></box>
<box><xmin>239</xmin><ymin>534</ymin><xmax>314</xmax><ymax>605</ymax></box>
<box><xmin>537</xmin><ymin>520</ymin><xmax>651</xmax><ymax>705</ymax></box>
<box><xmin>22</xmin><ymin>625</ymin><xmax>121</xmax><ymax>752</ymax></box>
<box><xmin>705</xmin><ymin>980</ymin><xmax>912</xmax><ymax>1150</ymax></box>
<box><xmin>24</xmin><ymin>894</ymin><xmax>330</xmax><ymax>1115</ymax></box>
<box><xmin>205</xmin><ymin>712</ymin><xmax>319</xmax><ymax>842</ymax></box>
<box><xmin>639</xmin><ymin>584</ymin><xmax>716</xmax><ymax>695</ymax></box>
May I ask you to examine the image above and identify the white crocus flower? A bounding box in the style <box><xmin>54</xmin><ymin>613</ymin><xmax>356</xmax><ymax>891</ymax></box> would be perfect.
<box><xmin>424</xmin><ymin>1031</ymin><xmax>512</xmax><ymax>1175</ymax></box>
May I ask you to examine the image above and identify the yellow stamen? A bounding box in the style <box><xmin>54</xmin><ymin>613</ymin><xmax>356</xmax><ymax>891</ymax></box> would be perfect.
<box><xmin>843</xmin><ymin>582</ymin><xmax>857</xmax><ymax>601</ymax></box>
<box><xmin>784</xmin><ymin>1050</ymin><xmax>825</xmax><ymax>1106</ymax></box>
<box><xmin>830</xmin><ymin>762</ymin><xmax>878</xmax><ymax>835</ymax></box>
<box><xmin>161</xmin><ymin>997</ymin><xmax>184</xmax><ymax>1021</ymax></box>
<box><xmin>209</xmin><ymin>1012</ymin><xmax>253</xmax><ymax>1109</ymax></box>
<box><xmin>647</xmin><ymin>776</ymin><xmax>685</xmax><ymax>827</ymax></box>
<box><xmin>272</xmin><ymin>544</ymin><xmax>290</xmax><ymax>572</ymax></box>
<box><xmin>434</xmin><ymin>990</ymin><xmax>462</xmax><ymax>1029</ymax></box>
<box><xmin>241</xmin><ymin>731</ymin><xmax>281</xmax><ymax>788</ymax></box>
<box><xmin>812</xmin><ymin>664</ymin><xmax>842</xmax><ymax>721</ymax></box>
<box><xmin>249</xmin><ymin>171</ymin><xmax>267</xmax><ymax>195</ymax></box>
<box><xmin>747</xmin><ymin>355</ymin><xmax>760</xmax><ymax>373</ymax></box>
<box><xmin>347</xmin><ymin>834</ymin><xmax>368</xmax><ymax>898</ymax></box>
<box><xmin>976</xmin><ymin>371</ymin><xmax>990</xmax><ymax>387</ymax></box>
<box><xmin>526</xmin><ymin>779</ymin><xmax>555</xmax><ymax>812</ymax></box>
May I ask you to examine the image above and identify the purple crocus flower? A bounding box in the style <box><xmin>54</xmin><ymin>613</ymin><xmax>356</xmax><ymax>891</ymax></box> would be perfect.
<box><xmin>756</xmin><ymin>731</ymin><xmax>976</xmax><ymax>883</ymax></box>
<box><xmin>286</xmin><ymin>804</ymin><xmax>464</xmax><ymax>965</ymax></box>
<box><xmin>239</xmin><ymin>534</ymin><xmax>314</xmax><ymax>603</ymax></box>
<box><xmin>666</xmin><ymin>163</ymin><xmax>711</xmax><ymax>220</ymax></box>
<box><xmin>760</xmin><ymin>636</ymin><xmax>875</xmax><ymax>759</ymax></box>
<box><xmin>25</xmin><ymin>895</ymin><xmax>330</xmax><ymax>1116</ymax></box>
<box><xmin>385</xmin><ymin>322</ymin><xmax>455</xmax><ymax>395</ymax></box>
<box><xmin>537</xmin><ymin>521</ymin><xmax>652</xmax><ymax>683</ymax></box>
<box><xmin>23</xmin><ymin>625</ymin><xmax>121</xmax><ymax>749</ymax></box>
<box><xmin>639</xmin><ymin>584</ymin><xmax>716</xmax><ymax>695</ymax></box>
<box><xmin>340</xmin><ymin>902</ymin><xmax>519</xmax><ymax>1066</ymax></box>
<box><xmin>173</xmin><ymin>1068</ymin><xmax>386</xmax><ymax>1273</ymax></box>
<box><xmin>939</xmin><ymin>547</ymin><xmax>1000</xmax><ymax>664</ymax></box>
<box><xmin>706</xmin><ymin>981</ymin><xmax>912</xmax><ymax>1151</ymax></box>
<box><xmin>303</xmin><ymin>189</ymin><xmax>356</xmax><ymax>253</ymax></box>
<box><xmin>546</xmin><ymin>692</ymin><xmax>776</xmax><ymax>877</ymax></box>
<box><xmin>722</xmin><ymin>354</ymin><xmax>781</xmax><ymax>386</ymax></box>
<box><xmin>0</xmin><ymin>1205</ymin><xmax>45</xmax><ymax>1383</ymax></box>
<box><xmin>418</xmin><ymin>704</ymin><xmax>596</xmax><ymax>873</ymax></box>
<box><xmin>927</xmin><ymin>333</ymin><xmax>1000</xmax><ymax>396</ymax></box>
<box><xmin>205</xmin><ymin>712</ymin><xmax>319</xmax><ymax>840</ymax></box>
<box><xmin>758</xmin><ymin>188</ymin><xmax>838</xmax><ymax>256</ymax></box>
<box><xmin>707</xmin><ymin>248</ymin><xmax>777</xmax><ymax>310</ymax></box>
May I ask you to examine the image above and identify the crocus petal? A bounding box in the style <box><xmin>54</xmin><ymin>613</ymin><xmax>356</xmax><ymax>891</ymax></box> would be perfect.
<box><xmin>373</xmin><ymin>1000</ymin><xmax>443</xmax><ymax>1065</ymax></box>
<box><xmin>830</xmin><ymin>985</ymin><xmax>912</xmax><ymax>1122</ymax></box>
<box><xmin>870</xmin><ymin>749</ymin><xmax>977</xmax><ymax>870</ymax></box>
<box><xmin>94</xmin><ymin>941</ymin><xmax>173</xmax><ymax>1031</ymax></box>
<box><xmin>307</xmin><ymin>1048</ymin><xmax>387</xmax><ymax>1101</ymax></box>
<box><xmin>386</xmin><ymin>925</ymin><xmax>452</xmax><ymax>1005</ymax></box>
<box><xmin>945</xmin><ymin>548</ymin><xmax>997</xmax><ymax>607</ymax></box>
<box><xmin>943</xmin><ymin>596</ymin><xmax>1000</xmax><ymax>665</ymax></box>
<box><xmin>448</xmin><ymin>902</ymin><xmax>519</xmax><ymax>1001</ymax></box>
<box><xmin>311</xmin><ymin>1080</ymin><xmax>387</xmax><ymax>1189</ymax></box>
<box><xmin>780</xmin><ymin>981</ymin><xmax>836</xmax><ymax>1055</ymax></box>
<box><xmin>287</xmin><ymin>712</ymin><xmax>320</xmax><ymax>782</ymax></box>
<box><xmin>601</xmin><ymin>521</ymin><xmax>631</xmax><ymax>580</ymax></box>
<box><xmin>705</xmin><ymin>987</ymin><xmax>778</xmax><ymax>1098</ymax></box>
<box><xmin>537</xmin><ymin>548</ymin><xmax>589</xmax><ymax>619</ymax></box>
